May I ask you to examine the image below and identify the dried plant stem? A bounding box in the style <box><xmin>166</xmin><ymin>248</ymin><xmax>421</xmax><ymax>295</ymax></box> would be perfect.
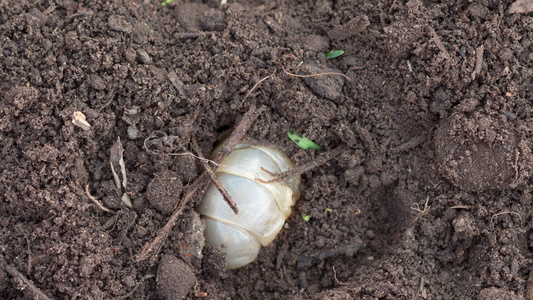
<box><xmin>255</xmin><ymin>144</ymin><xmax>347</xmax><ymax>184</ymax></box>
<box><xmin>192</xmin><ymin>138</ymin><xmax>238</xmax><ymax>214</ymax></box>
<box><xmin>135</xmin><ymin>105</ymin><xmax>265</xmax><ymax>262</ymax></box>
<box><xmin>85</xmin><ymin>184</ymin><xmax>114</xmax><ymax>213</ymax></box>
<box><xmin>4</xmin><ymin>263</ymin><xmax>52</xmax><ymax>300</ymax></box>
<box><xmin>280</xmin><ymin>64</ymin><xmax>352</xmax><ymax>81</ymax></box>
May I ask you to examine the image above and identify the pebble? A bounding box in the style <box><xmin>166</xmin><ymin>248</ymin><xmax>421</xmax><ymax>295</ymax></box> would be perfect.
<box><xmin>127</xmin><ymin>125</ymin><xmax>139</xmax><ymax>139</ymax></box>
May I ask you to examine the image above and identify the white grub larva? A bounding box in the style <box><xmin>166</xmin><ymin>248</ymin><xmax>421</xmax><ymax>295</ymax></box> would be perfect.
<box><xmin>196</xmin><ymin>143</ymin><xmax>301</xmax><ymax>269</ymax></box>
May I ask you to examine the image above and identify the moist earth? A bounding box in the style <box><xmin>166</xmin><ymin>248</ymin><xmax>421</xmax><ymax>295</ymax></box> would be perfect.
<box><xmin>1</xmin><ymin>0</ymin><xmax>533</xmax><ymax>299</ymax></box>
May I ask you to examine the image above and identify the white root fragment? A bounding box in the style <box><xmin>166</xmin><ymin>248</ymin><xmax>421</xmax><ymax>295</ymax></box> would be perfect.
<box><xmin>85</xmin><ymin>184</ymin><xmax>114</xmax><ymax>213</ymax></box>
<box><xmin>72</xmin><ymin>111</ymin><xmax>91</xmax><ymax>130</ymax></box>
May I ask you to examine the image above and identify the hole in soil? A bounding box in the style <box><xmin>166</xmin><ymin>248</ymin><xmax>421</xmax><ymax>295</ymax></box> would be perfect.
<box><xmin>216</xmin><ymin>124</ymin><xmax>232</xmax><ymax>133</ymax></box>
<box><xmin>367</xmin><ymin>187</ymin><xmax>411</xmax><ymax>253</ymax></box>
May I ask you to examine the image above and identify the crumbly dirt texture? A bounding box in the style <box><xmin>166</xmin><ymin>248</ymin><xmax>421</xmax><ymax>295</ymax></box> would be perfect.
<box><xmin>1</xmin><ymin>0</ymin><xmax>533</xmax><ymax>299</ymax></box>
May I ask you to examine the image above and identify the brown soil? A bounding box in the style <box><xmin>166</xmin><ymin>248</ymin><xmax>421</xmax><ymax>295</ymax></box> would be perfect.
<box><xmin>1</xmin><ymin>0</ymin><xmax>533</xmax><ymax>299</ymax></box>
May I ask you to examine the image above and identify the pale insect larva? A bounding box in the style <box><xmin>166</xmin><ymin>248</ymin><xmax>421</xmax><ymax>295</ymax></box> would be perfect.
<box><xmin>196</xmin><ymin>143</ymin><xmax>301</xmax><ymax>269</ymax></box>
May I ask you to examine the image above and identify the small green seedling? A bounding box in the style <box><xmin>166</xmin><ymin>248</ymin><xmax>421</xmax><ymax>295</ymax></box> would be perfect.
<box><xmin>302</xmin><ymin>214</ymin><xmax>311</xmax><ymax>222</ymax></box>
<box><xmin>161</xmin><ymin>0</ymin><xmax>175</xmax><ymax>5</ymax></box>
<box><xmin>325</xmin><ymin>50</ymin><xmax>344</xmax><ymax>59</ymax></box>
<box><xmin>288</xmin><ymin>130</ymin><xmax>322</xmax><ymax>151</ymax></box>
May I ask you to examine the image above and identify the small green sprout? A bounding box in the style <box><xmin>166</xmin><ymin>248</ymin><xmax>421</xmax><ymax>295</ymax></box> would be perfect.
<box><xmin>302</xmin><ymin>214</ymin><xmax>311</xmax><ymax>222</ymax></box>
<box><xmin>325</xmin><ymin>50</ymin><xmax>344</xmax><ymax>59</ymax></box>
<box><xmin>288</xmin><ymin>130</ymin><xmax>322</xmax><ymax>151</ymax></box>
<box><xmin>161</xmin><ymin>0</ymin><xmax>175</xmax><ymax>6</ymax></box>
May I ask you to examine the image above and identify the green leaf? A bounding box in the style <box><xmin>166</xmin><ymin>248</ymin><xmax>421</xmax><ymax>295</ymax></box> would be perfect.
<box><xmin>161</xmin><ymin>0</ymin><xmax>175</xmax><ymax>6</ymax></box>
<box><xmin>288</xmin><ymin>130</ymin><xmax>322</xmax><ymax>151</ymax></box>
<box><xmin>325</xmin><ymin>50</ymin><xmax>344</xmax><ymax>59</ymax></box>
<box><xmin>302</xmin><ymin>214</ymin><xmax>311</xmax><ymax>222</ymax></box>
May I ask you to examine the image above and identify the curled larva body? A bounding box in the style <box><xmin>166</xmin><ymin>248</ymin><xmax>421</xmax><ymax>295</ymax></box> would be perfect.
<box><xmin>196</xmin><ymin>143</ymin><xmax>301</xmax><ymax>269</ymax></box>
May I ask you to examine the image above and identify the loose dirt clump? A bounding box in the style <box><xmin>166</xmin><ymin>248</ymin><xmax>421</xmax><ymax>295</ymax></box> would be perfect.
<box><xmin>435</xmin><ymin>110</ymin><xmax>520</xmax><ymax>192</ymax></box>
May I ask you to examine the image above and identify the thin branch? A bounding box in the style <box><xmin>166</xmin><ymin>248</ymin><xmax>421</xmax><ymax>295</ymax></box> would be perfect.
<box><xmin>4</xmin><ymin>263</ymin><xmax>52</xmax><ymax>300</ymax></box>
<box><xmin>449</xmin><ymin>205</ymin><xmax>472</xmax><ymax>209</ymax></box>
<box><xmin>411</xmin><ymin>197</ymin><xmax>430</xmax><ymax>215</ymax></box>
<box><xmin>429</xmin><ymin>26</ymin><xmax>451</xmax><ymax>61</ymax></box>
<box><xmin>471</xmin><ymin>44</ymin><xmax>484</xmax><ymax>80</ymax></box>
<box><xmin>192</xmin><ymin>138</ymin><xmax>238</xmax><ymax>214</ymax></box>
<box><xmin>280</xmin><ymin>64</ymin><xmax>352</xmax><ymax>81</ymax></box>
<box><xmin>245</xmin><ymin>71</ymin><xmax>276</xmax><ymax>99</ymax></box>
<box><xmin>215</xmin><ymin>105</ymin><xmax>266</xmax><ymax>162</ymax></box>
<box><xmin>135</xmin><ymin>105</ymin><xmax>264</xmax><ymax>263</ymax></box>
<box><xmin>117</xmin><ymin>275</ymin><xmax>155</xmax><ymax>299</ymax></box>
<box><xmin>490</xmin><ymin>210</ymin><xmax>523</xmax><ymax>226</ymax></box>
<box><xmin>134</xmin><ymin>178</ymin><xmax>204</xmax><ymax>263</ymax></box>
<box><xmin>85</xmin><ymin>184</ymin><xmax>114</xmax><ymax>213</ymax></box>
<box><xmin>333</xmin><ymin>266</ymin><xmax>348</xmax><ymax>286</ymax></box>
<box><xmin>255</xmin><ymin>144</ymin><xmax>347</xmax><ymax>184</ymax></box>
<box><xmin>239</xmin><ymin>71</ymin><xmax>276</xmax><ymax>108</ymax></box>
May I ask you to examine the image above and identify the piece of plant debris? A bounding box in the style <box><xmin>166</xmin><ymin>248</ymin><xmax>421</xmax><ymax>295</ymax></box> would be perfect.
<box><xmin>72</xmin><ymin>111</ymin><xmax>91</xmax><ymax>131</ymax></box>
<box><xmin>161</xmin><ymin>0</ymin><xmax>175</xmax><ymax>6</ymax></box>
<box><xmin>508</xmin><ymin>0</ymin><xmax>533</xmax><ymax>13</ymax></box>
<box><xmin>110</xmin><ymin>137</ymin><xmax>132</xmax><ymax>207</ymax></box>
<box><xmin>325</xmin><ymin>50</ymin><xmax>344</xmax><ymax>59</ymax></box>
<box><xmin>288</xmin><ymin>130</ymin><xmax>322</xmax><ymax>151</ymax></box>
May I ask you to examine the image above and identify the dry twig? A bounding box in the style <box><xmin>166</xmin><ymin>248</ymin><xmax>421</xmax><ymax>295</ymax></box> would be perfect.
<box><xmin>215</xmin><ymin>105</ymin><xmax>266</xmax><ymax>161</ymax></box>
<box><xmin>134</xmin><ymin>179</ymin><xmax>204</xmax><ymax>263</ymax></box>
<box><xmin>490</xmin><ymin>210</ymin><xmax>523</xmax><ymax>226</ymax></box>
<box><xmin>332</xmin><ymin>266</ymin><xmax>348</xmax><ymax>286</ymax></box>
<box><xmin>449</xmin><ymin>205</ymin><xmax>472</xmax><ymax>209</ymax></box>
<box><xmin>244</xmin><ymin>71</ymin><xmax>276</xmax><ymax>99</ymax></box>
<box><xmin>471</xmin><ymin>44</ymin><xmax>484</xmax><ymax>80</ymax></box>
<box><xmin>429</xmin><ymin>27</ymin><xmax>451</xmax><ymax>61</ymax></box>
<box><xmin>135</xmin><ymin>105</ymin><xmax>265</xmax><ymax>263</ymax></box>
<box><xmin>280</xmin><ymin>64</ymin><xmax>352</xmax><ymax>81</ymax></box>
<box><xmin>255</xmin><ymin>144</ymin><xmax>347</xmax><ymax>184</ymax></box>
<box><xmin>4</xmin><ymin>263</ymin><xmax>52</xmax><ymax>300</ymax></box>
<box><xmin>85</xmin><ymin>184</ymin><xmax>114</xmax><ymax>213</ymax></box>
<box><xmin>117</xmin><ymin>275</ymin><xmax>154</xmax><ymax>299</ymax></box>
<box><xmin>192</xmin><ymin>138</ymin><xmax>238</xmax><ymax>214</ymax></box>
<box><xmin>411</xmin><ymin>197</ymin><xmax>430</xmax><ymax>215</ymax></box>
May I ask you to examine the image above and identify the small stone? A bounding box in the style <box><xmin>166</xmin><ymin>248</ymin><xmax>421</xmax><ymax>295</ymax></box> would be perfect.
<box><xmin>452</xmin><ymin>211</ymin><xmax>478</xmax><ymax>238</ymax></box>
<box><xmin>124</xmin><ymin>49</ymin><xmax>136</xmax><ymax>63</ymax></box>
<box><xmin>301</xmin><ymin>62</ymin><xmax>345</xmax><ymax>102</ymax></box>
<box><xmin>30</xmin><ymin>8</ymin><xmax>48</xmax><ymax>25</ymax></box>
<box><xmin>127</xmin><ymin>125</ymin><xmax>139</xmax><ymax>139</ymax></box>
<box><xmin>137</xmin><ymin>49</ymin><xmax>152</xmax><ymax>64</ymax></box>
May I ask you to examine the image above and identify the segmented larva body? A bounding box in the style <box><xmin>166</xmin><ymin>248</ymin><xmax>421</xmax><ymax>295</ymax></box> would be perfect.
<box><xmin>196</xmin><ymin>143</ymin><xmax>301</xmax><ymax>269</ymax></box>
